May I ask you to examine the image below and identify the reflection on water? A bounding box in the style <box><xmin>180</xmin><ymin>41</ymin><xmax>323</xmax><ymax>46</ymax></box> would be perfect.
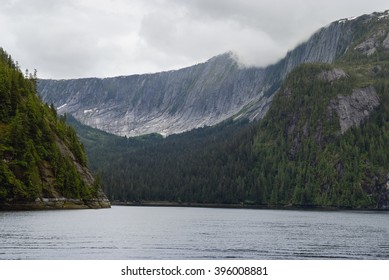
<box><xmin>0</xmin><ymin>206</ymin><xmax>388</xmax><ymax>259</ymax></box>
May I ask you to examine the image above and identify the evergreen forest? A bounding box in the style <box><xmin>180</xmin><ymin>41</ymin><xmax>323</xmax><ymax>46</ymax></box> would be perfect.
<box><xmin>2</xmin><ymin>13</ymin><xmax>389</xmax><ymax>210</ymax></box>
<box><xmin>0</xmin><ymin>48</ymin><xmax>101</xmax><ymax>206</ymax></box>
<box><xmin>70</xmin><ymin>23</ymin><xmax>389</xmax><ymax>209</ymax></box>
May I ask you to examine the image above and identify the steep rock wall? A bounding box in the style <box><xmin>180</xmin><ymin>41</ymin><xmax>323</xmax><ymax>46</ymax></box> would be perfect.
<box><xmin>39</xmin><ymin>54</ymin><xmax>266</xmax><ymax>136</ymax></box>
<box><xmin>329</xmin><ymin>86</ymin><xmax>380</xmax><ymax>134</ymax></box>
<box><xmin>38</xmin><ymin>11</ymin><xmax>389</xmax><ymax>137</ymax></box>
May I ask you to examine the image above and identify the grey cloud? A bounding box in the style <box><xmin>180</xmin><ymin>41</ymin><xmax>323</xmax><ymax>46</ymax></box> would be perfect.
<box><xmin>1</xmin><ymin>0</ymin><xmax>388</xmax><ymax>79</ymax></box>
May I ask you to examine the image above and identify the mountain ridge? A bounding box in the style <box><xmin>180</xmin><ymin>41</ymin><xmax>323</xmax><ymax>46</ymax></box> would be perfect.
<box><xmin>39</xmin><ymin>52</ymin><xmax>268</xmax><ymax>136</ymax></box>
<box><xmin>38</xmin><ymin>10</ymin><xmax>389</xmax><ymax>137</ymax></box>
<box><xmin>64</xmin><ymin>10</ymin><xmax>389</xmax><ymax>209</ymax></box>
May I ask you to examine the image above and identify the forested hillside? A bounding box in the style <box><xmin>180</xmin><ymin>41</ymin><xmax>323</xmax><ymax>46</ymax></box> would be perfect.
<box><xmin>68</xmin><ymin>116</ymin><xmax>256</xmax><ymax>204</ymax></box>
<box><xmin>251</xmin><ymin>62</ymin><xmax>389</xmax><ymax>208</ymax></box>
<box><xmin>0</xmin><ymin>48</ymin><xmax>110</xmax><ymax>209</ymax></box>
<box><xmin>71</xmin><ymin>14</ymin><xmax>389</xmax><ymax>209</ymax></box>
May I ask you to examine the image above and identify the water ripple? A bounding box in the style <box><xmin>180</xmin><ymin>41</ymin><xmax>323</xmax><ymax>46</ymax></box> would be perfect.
<box><xmin>1</xmin><ymin>207</ymin><xmax>388</xmax><ymax>259</ymax></box>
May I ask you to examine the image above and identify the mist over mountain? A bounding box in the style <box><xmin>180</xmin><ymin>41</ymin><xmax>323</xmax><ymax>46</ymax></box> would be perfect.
<box><xmin>38</xmin><ymin>11</ymin><xmax>389</xmax><ymax>137</ymax></box>
<box><xmin>39</xmin><ymin>53</ymin><xmax>267</xmax><ymax>137</ymax></box>
<box><xmin>61</xmin><ymin>11</ymin><xmax>389</xmax><ymax>209</ymax></box>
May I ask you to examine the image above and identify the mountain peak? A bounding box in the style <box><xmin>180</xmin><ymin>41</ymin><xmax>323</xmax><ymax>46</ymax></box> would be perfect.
<box><xmin>207</xmin><ymin>51</ymin><xmax>238</xmax><ymax>62</ymax></box>
<box><xmin>337</xmin><ymin>9</ymin><xmax>389</xmax><ymax>24</ymax></box>
<box><xmin>38</xmin><ymin>10</ymin><xmax>389</xmax><ymax>137</ymax></box>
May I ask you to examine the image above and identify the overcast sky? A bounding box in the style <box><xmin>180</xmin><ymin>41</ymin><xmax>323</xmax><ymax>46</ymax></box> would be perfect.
<box><xmin>1</xmin><ymin>0</ymin><xmax>388</xmax><ymax>79</ymax></box>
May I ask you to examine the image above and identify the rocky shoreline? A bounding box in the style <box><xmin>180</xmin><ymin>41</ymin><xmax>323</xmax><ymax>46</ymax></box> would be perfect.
<box><xmin>0</xmin><ymin>197</ymin><xmax>111</xmax><ymax>210</ymax></box>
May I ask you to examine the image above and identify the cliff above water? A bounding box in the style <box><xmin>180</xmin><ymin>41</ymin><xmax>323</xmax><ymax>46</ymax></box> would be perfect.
<box><xmin>0</xmin><ymin>48</ymin><xmax>110</xmax><ymax>210</ymax></box>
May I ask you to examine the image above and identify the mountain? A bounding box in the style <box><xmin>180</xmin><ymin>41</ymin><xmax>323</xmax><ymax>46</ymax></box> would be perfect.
<box><xmin>67</xmin><ymin>10</ymin><xmax>389</xmax><ymax>209</ymax></box>
<box><xmin>38</xmin><ymin>53</ymin><xmax>268</xmax><ymax>137</ymax></box>
<box><xmin>38</xmin><ymin>11</ymin><xmax>389</xmax><ymax>137</ymax></box>
<box><xmin>0</xmin><ymin>48</ymin><xmax>110</xmax><ymax>210</ymax></box>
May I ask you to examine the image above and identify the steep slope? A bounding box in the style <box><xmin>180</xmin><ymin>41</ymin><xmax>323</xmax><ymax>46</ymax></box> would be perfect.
<box><xmin>38</xmin><ymin>10</ymin><xmax>389</xmax><ymax>137</ymax></box>
<box><xmin>39</xmin><ymin>53</ymin><xmax>267</xmax><ymax>137</ymax></box>
<box><xmin>66</xmin><ymin>114</ymin><xmax>254</xmax><ymax>204</ymax></box>
<box><xmin>68</xmin><ymin>10</ymin><xmax>389</xmax><ymax>209</ymax></box>
<box><xmin>0</xmin><ymin>48</ymin><xmax>110</xmax><ymax>210</ymax></box>
<box><xmin>252</xmin><ymin>67</ymin><xmax>389</xmax><ymax>208</ymax></box>
<box><xmin>247</xmin><ymin>13</ymin><xmax>389</xmax><ymax>208</ymax></box>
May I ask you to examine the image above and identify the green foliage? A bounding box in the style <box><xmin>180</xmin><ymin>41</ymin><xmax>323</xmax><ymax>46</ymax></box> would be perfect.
<box><xmin>69</xmin><ymin>116</ymin><xmax>257</xmax><ymax>204</ymax></box>
<box><xmin>69</xmin><ymin>17</ymin><xmax>389</xmax><ymax>208</ymax></box>
<box><xmin>0</xmin><ymin>47</ymin><xmax>92</xmax><ymax>202</ymax></box>
<box><xmin>252</xmin><ymin>64</ymin><xmax>366</xmax><ymax>207</ymax></box>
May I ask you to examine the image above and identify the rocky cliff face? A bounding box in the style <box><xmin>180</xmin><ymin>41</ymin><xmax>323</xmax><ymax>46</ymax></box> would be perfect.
<box><xmin>328</xmin><ymin>86</ymin><xmax>380</xmax><ymax>134</ymax></box>
<box><xmin>39</xmin><ymin>53</ymin><xmax>267</xmax><ymax>137</ymax></box>
<box><xmin>38</xmin><ymin>10</ymin><xmax>389</xmax><ymax>137</ymax></box>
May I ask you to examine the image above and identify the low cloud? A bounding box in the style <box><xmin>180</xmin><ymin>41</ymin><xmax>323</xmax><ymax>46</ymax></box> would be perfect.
<box><xmin>1</xmin><ymin>0</ymin><xmax>388</xmax><ymax>79</ymax></box>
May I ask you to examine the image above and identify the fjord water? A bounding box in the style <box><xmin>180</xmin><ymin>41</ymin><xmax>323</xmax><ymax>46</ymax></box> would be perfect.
<box><xmin>0</xmin><ymin>206</ymin><xmax>388</xmax><ymax>260</ymax></box>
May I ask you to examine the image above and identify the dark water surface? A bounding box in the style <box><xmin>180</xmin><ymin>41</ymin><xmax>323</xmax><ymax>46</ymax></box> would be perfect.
<box><xmin>0</xmin><ymin>206</ymin><xmax>388</xmax><ymax>259</ymax></box>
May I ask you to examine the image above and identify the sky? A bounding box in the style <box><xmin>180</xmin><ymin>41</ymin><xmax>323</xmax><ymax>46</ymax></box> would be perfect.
<box><xmin>1</xmin><ymin>0</ymin><xmax>388</xmax><ymax>79</ymax></box>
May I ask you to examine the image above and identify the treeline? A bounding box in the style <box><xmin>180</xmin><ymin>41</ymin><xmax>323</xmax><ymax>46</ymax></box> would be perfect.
<box><xmin>0</xmin><ymin>48</ymin><xmax>96</xmax><ymax>202</ymax></box>
<box><xmin>69</xmin><ymin>24</ymin><xmax>389</xmax><ymax>208</ymax></box>
<box><xmin>69</xmin><ymin>116</ymin><xmax>258</xmax><ymax>204</ymax></box>
<box><xmin>73</xmin><ymin>59</ymin><xmax>389</xmax><ymax>208</ymax></box>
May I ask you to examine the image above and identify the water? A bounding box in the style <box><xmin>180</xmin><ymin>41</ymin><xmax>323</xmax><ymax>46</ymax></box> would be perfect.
<box><xmin>0</xmin><ymin>206</ymin><xmax>388</xmax><ymax>259</ymax></box>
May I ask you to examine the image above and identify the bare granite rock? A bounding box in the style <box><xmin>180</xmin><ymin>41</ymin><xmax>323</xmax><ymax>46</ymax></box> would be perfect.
<box><xmin>39</xmin><ymin>53</ymin><xmax>267</xmax><ymax>137</ymax></box>
<box><xmin>354</xmin><ymin>38</ymin><xmax>379</xmax><ymax>56</ymax></box>
<box><xmin>354</xmin><ymin>29</ymin><xmax>387</xmax><ymax>56</ymax></box>
<box><xmin>383</xmin><ymin>32</ymin><xmax>389</xmax><ymax>49</ymax></box>
<box><xmin>38</xmin><ymin>11</ymin><xmax>388</xmax><ymax>137</ymax></box>
<box><xmin>317</xmin><ymin>68</ymin><xmax>347</xmax><ymax>82</ymax></box>
<box><xmin>328</xmin><ymin>86</ymin><xmax>380</xmax><ymax>134</ymax></box>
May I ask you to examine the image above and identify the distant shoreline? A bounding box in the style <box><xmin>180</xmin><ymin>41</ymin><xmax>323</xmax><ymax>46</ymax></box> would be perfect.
<box><xmin>111</xmin><ymin>201</ymin><xmax>388</xmax><ymax>211</ymax></box>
